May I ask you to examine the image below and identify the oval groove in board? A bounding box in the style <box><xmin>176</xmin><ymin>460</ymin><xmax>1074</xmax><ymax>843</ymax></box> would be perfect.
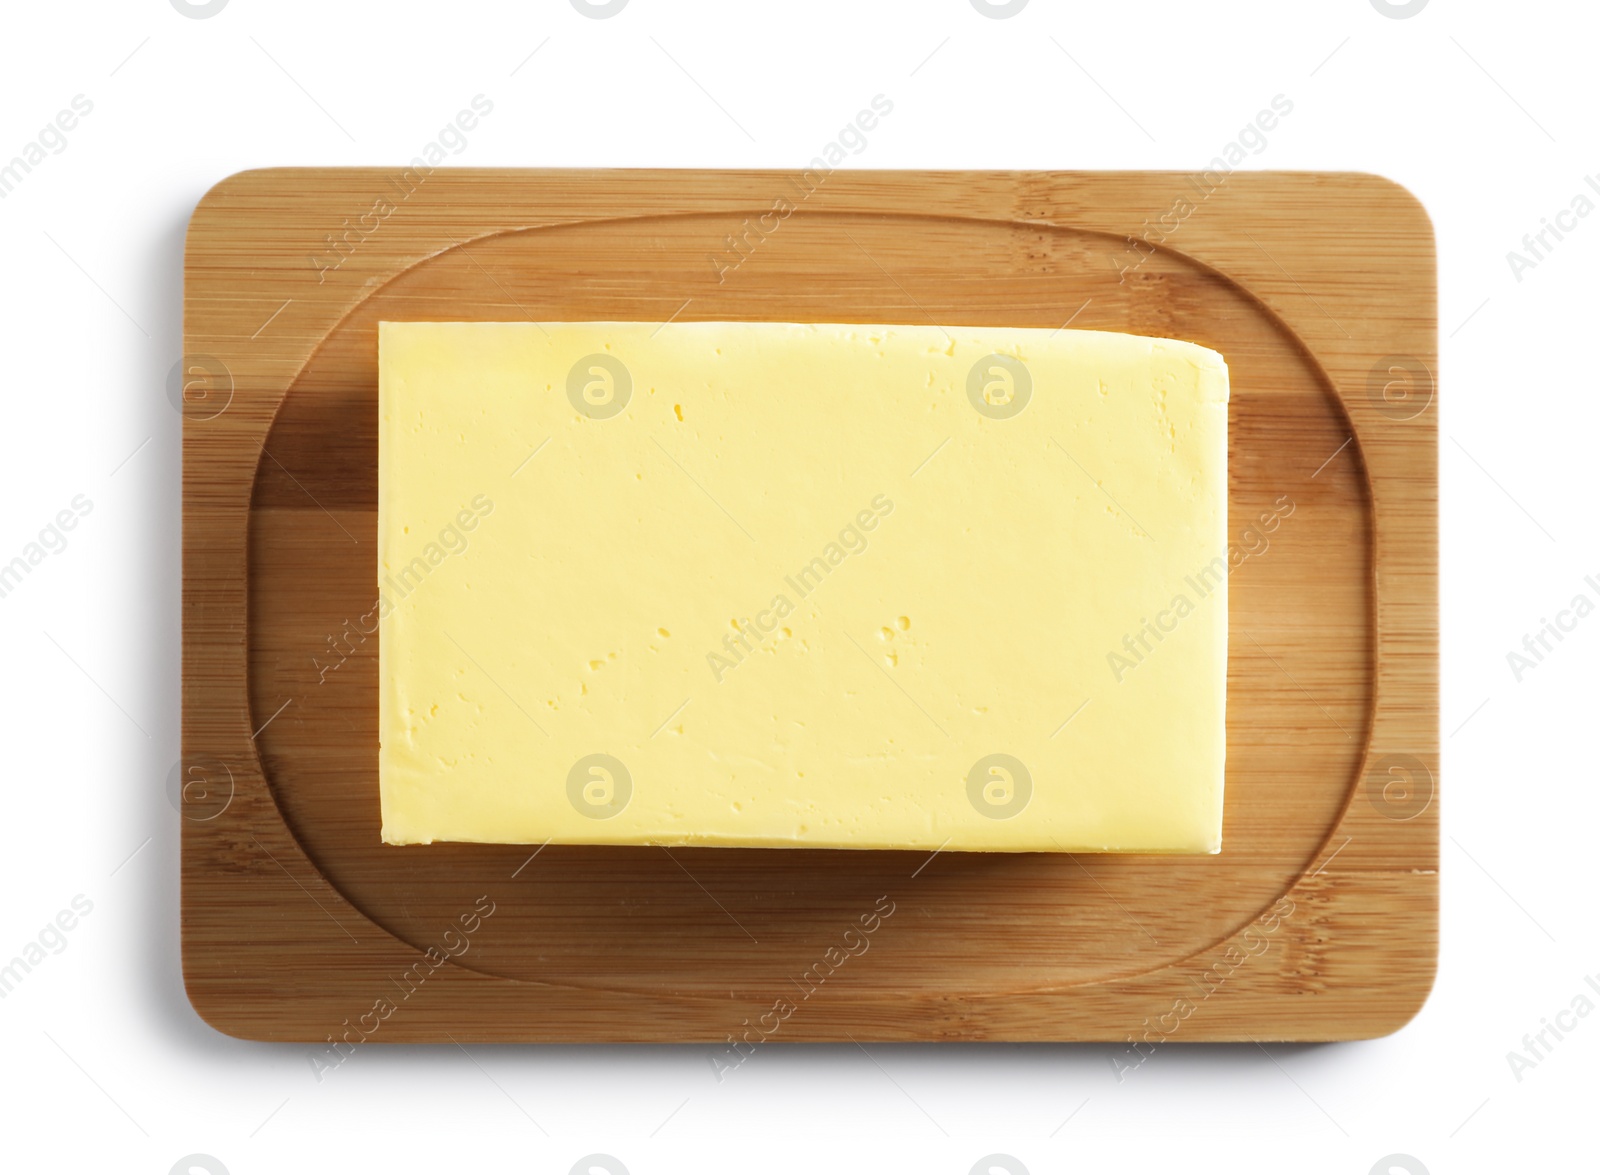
<box><xmin>247</xmin><ymin>210</ymin><xmax>1373</xmax><ymax>994</ymax></box>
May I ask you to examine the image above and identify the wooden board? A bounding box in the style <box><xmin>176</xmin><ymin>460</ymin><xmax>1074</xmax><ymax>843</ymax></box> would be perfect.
<box><xmin>181</xmin><ymin>169</ymin><xmax>1437</xmax><ymax>1043</ymax></box>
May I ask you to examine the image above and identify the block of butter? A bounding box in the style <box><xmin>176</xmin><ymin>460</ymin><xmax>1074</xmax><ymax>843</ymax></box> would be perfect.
<box><xmin>378</xmin><ymin>321</ymin><xmax>1229</xmax><ymax>852</ymax></box>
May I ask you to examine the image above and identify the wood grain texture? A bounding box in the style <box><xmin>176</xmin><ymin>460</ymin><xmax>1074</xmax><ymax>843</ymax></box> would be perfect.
<box><xmin>181</xmin><ymin>169</ymin><xmax>1437</xmax><ymax>1042</ymax></box>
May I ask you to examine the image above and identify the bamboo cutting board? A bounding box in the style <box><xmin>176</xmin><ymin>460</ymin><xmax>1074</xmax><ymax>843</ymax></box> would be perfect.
<box><xmin>180</xmin><ymin>170</ymin><xmax>1437</xmax><ymax>1043</ymax></box>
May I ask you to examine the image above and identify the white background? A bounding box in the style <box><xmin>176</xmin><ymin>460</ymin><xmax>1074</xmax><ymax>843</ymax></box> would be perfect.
<box><xmin>0</xmin><ymin>0</ymin><xmax>1592</xmax><ymax>1172</ymax></box>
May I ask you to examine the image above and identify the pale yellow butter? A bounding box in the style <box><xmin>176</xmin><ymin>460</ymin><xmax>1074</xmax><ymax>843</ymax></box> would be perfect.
<box><xmin>378</xmin><ymin>321</ymin><xmax>1228</xmax><ymax>852</ymax></box>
